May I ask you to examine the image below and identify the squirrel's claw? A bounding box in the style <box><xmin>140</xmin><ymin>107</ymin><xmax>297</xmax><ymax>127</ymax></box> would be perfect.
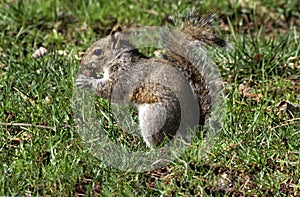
<box><xmin>75</xmin><ymin>74</ymin><xmax>93</xmax><ymax>88</ymax></box>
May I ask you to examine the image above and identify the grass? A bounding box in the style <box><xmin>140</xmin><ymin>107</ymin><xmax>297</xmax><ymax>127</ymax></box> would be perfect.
<box><xmin>1</xmin><ymin>0</ymin><xmax>299</xmax><ymax>196</ymax></box>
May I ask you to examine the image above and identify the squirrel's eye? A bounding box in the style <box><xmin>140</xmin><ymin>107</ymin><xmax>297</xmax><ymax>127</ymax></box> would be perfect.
<box><xmin>93</xmin><ymin>49</ymin><xmax>103</xmax><ymax>56</ymax></box>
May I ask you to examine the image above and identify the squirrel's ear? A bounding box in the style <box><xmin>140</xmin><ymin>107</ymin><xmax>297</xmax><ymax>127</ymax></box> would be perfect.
<box><xmin>110</xmin><ymin>25</ymin><xmax>122</xmax><ymax>50</ymax></box>
<box><xmin>110</xmin><ymin>25</ymin><xmax>122</xmax><ymax>35</ymax></box>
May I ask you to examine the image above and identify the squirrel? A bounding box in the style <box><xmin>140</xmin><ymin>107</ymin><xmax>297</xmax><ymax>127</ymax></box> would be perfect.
<box><xmin>75</xmin><ymin>11</ymin><xmax>228</xmax><ymax>148</ymax></box>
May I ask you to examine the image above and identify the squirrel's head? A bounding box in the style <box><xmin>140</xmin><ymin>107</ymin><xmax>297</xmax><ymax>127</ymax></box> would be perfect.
<box><xmin>80</xmin><ymin>25</ymin><xmax>125</xmax><ymax>73</ymax></box>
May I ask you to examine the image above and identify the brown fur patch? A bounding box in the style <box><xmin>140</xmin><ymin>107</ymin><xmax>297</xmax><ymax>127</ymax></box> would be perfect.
<box><xmin>129</xmin><ymin>82</ymin><xmax>166</xmax><ymax>104</ymax></box>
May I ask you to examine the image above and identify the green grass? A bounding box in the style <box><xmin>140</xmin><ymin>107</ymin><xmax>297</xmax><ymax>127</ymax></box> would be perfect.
<box><xmin>1</xmin><ymin>0</ymin><xmax>299</xmax><ymax>196</ymax></box>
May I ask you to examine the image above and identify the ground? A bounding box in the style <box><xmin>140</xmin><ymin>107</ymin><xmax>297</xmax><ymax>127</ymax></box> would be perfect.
<box><xmin>0</xmin><ymin>0</ymin><xmax>299</xmax><ymax>196</ymax></box>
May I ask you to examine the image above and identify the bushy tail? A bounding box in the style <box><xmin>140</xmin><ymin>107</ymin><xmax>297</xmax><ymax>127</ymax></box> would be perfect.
<box><xmin>168</xmin><ymin>10</ymin><xmax>230</xmax><ymax>49</ymax></box>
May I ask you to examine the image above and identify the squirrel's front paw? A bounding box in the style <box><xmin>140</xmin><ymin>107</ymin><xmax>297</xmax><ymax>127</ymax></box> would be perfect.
<box><xmin>75</xmin><ymin>74</ymin><xmax>93</xmax><ymax>88</ymax></box>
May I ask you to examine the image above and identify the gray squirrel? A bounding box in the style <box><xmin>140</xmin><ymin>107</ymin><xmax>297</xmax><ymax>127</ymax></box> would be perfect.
<box><xmin>76</xmin><ymin>11</ymin><xmax>228</xmax><ymax>147</ymax></box>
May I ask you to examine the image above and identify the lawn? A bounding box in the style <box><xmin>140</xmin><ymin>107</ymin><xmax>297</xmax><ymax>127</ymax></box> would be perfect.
<box><xmin>1</xmin><ymin>0</ymin><xmax>299</xmax><ymax>196</ymax></box>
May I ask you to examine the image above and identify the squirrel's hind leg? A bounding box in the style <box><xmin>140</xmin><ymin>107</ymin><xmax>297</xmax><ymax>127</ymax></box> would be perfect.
<box><xmin>137</xmin><ymin>101</ymin><xmax>181</xmax><ymax>148</ymax></box>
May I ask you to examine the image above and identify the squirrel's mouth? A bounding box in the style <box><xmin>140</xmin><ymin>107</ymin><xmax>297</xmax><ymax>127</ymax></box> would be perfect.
<box><xmin>95</xmin><ymin>71</ymin><xmax>104</xmax><ymax>78</ymax></box>
<box><xmin>83</xmin><ymin>62</ymin><xmax>104</xmax><ymax>77</ymax></box>
<box><xmin>80</xmin><ymin>67</ymin><xmax>104</xmax><ymax>79</ymax></box>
